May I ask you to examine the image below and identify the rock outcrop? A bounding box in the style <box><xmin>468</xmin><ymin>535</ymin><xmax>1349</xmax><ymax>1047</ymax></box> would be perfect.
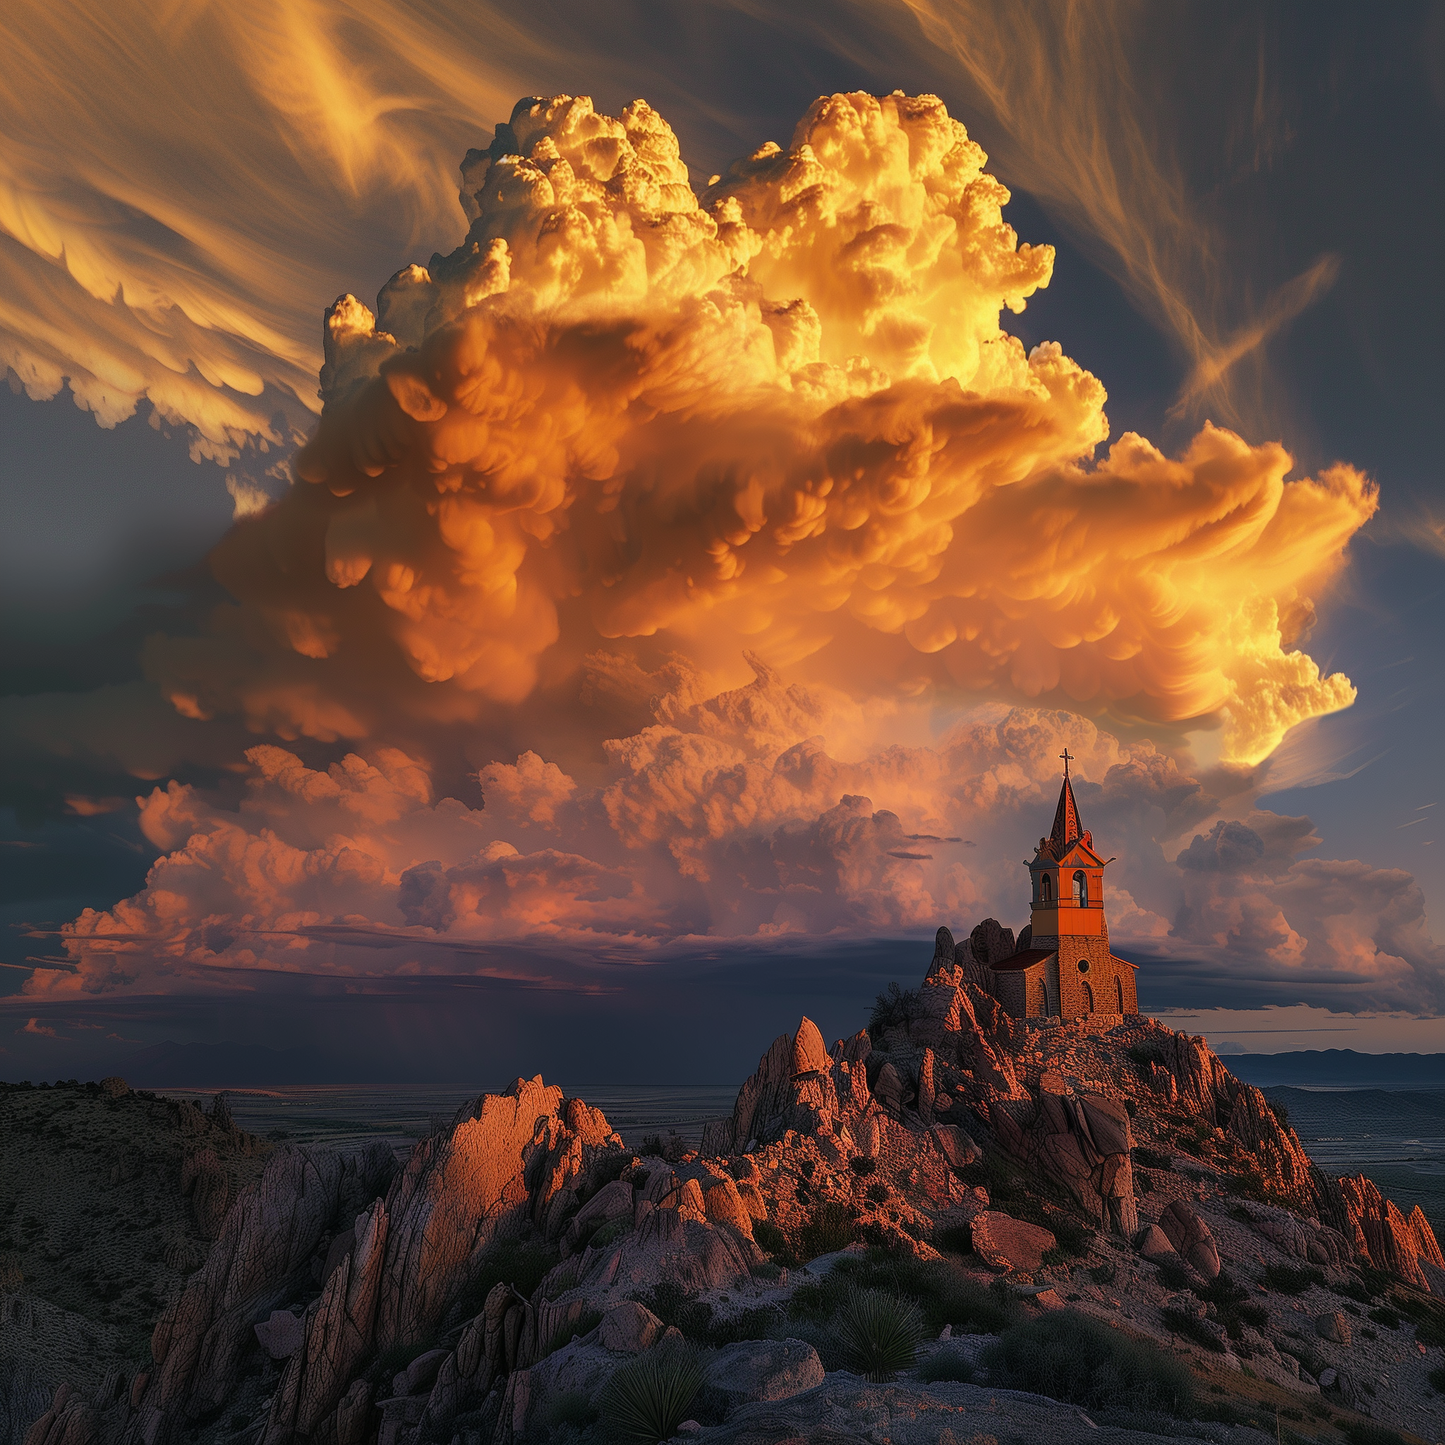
<box><xmin>149</xmin><ymin>1141</ymin><xmax>393</xmax><ymax>1418</ymax></box>
<box><xmin>1323</xmin><ymin>1173</ymin><xmax>1445</xmax><ymax>1290</ymax></box>
<box><xmin>990</xmin><ymin>1072</ymin><xmax>1138</xmax><ymax>1237</ymax></box>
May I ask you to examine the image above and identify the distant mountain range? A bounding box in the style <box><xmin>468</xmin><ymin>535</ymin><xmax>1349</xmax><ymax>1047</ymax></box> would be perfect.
<box><xmin>1226</xmin><ymin>1050</ymin><xmax>1445</xmax><ymax>1087</ymax></box>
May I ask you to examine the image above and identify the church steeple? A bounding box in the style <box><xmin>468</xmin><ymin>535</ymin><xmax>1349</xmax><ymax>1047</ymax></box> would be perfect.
<box><xmin>1049</xmin><ymin>749</ymin><xmax>1082</xmax><ymax>853</ymax></box>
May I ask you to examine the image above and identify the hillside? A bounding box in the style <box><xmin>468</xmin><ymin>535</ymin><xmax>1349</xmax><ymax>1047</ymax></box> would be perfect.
<box><xmin>0</xmin><ymin>1080</ymin><xmax>271</xmax><ymax>1445</ymax></box>
<box><xmin>9</xmin><ymin>930</ymin><xmax>1445</xmax><ymax>1445</ymax></box>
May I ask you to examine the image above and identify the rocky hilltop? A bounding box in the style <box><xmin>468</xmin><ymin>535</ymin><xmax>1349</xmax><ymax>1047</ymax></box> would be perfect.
<box><xmin>10</xmin><ymin>928</ymin><xmax>1445</xmax><ymax>1445</ymax></box>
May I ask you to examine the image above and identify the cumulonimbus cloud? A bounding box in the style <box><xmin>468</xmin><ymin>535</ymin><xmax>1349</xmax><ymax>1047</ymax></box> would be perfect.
<box><xmin>143</xmin><ymin>90</ymin><xmax>1373</xmax><ymax>766</ymax></box>
<box><xmin>39</xmin><ymin>680</ymin><xmax>1443</xmax><ymax>1014</ymax></box>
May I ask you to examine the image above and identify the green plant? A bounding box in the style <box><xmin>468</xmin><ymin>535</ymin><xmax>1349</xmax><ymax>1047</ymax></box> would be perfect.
<box><xmin>599</xmin><ymin>1349</ymin><xmax>704</xmax><ymax>1444</ymax></box>
<box><xmin>752</xmin><ymin>1219</ymin><xmax>792</xmax><ymax>1263</ymax></box>
<box><xmin>795</xmin><ymin>1202</ymin><xmax>857</xmax><ymax>1260</ymax></box>
<box><xmin>1389</xmin><ymin>1290</ymin><xmax>1445</xmax><ymax>1346</ymax></box>
<box><xmin>983</xmin><ymin>1312</ymin><xmax>1194</xmax><ymax>1416</ymax></box>
<box><xmin>869</xmin><ymin>981</ymin><xmax>923</xmax><ymax>1040</ymax></box>
<box><xmin>915</xmin><ymin>1351</ymin><xmax>974</xmax><ymax>1383</ymax></box>
<box><xmin>788</xmin><ymin>1251</ymin><xmax>1019</xmax><ymax>1337</ymax></box>
<box><xmin>444</xmin><ymin>1236</ymin><xmax>556</xmax><ymax>1325</ymax></box>
<box><xmin>1262</xmin><ymin>1263</ymin><xmax>1324</xmax><ymax>1295</ymax></box>
<box><xmin>1367</xmin><ymin>1305</ymin><xmax>1400</xmax><ymax>1329</ymax></box>
<box><xmin>1161</xmin><ymin>1308</ymin><xmax>1224</xmax><ymax>1353</ymax></box>
<box><xmin>865</xmin><ymin>1182</ymin><xmax>889</xmax><ymax>1205</ymax></box>
<box><xmin>1330</xmin><ymin>1276</ymin><xmax>1372</xmax><ymax>1304</ymax></box>
<box><xmin>1153</xmin><ymin>1259</ymin><xmax>1191</xmax><ymax>1292</ymax></box>
<box><xmin>590</xmin><ymin>1216</ymin><xmax>632</xmax><ymax>1249</ymax></box>
<box><xmin>833</xmin><ymin>1288</ymin><xmax>924</xmax><ymax>1381</ymax></box>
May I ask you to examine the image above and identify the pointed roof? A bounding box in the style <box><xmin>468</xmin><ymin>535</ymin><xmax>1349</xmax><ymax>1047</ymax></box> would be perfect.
<box><xmin>1050</xmin><ymin>749</ymin><xmax>1082</xmax><ymax>852</ymax></box>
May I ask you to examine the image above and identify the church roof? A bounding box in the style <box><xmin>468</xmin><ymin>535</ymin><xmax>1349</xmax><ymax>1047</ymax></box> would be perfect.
<box><xmin>1050</xmin><ymin>756</ymin><xmax>1082</xmax><ymax>851</ymax></box>
<box><xmin>990</xmin><ymin>947</ymin><xmax>1055</xmax><ymax>972</ymax></box>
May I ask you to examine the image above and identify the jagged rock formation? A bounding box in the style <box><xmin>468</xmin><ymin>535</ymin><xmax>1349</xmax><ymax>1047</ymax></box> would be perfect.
<box><xmin>14</xmin><ymin>930</ymin><xmax>1445</xmax><ymax>1445</ymax></box>
<box><xmin>1322</xmin><ymin>1173</ymin><xmax>1445</xmax><ymax>1290</ymax></box>
<box><xmin>990</xmin><ymin>1070</ymin><xmax>1139</xmax><ymax>1237</ymax></box>
<box><xmin>148</xmin><ymin>1141</ymin><xmax>394</xmax><ymax>1418</ymax></box>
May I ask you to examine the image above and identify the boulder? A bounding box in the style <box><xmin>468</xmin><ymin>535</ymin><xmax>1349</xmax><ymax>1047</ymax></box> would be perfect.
<box><xmin>1136</xmin><ymin>1225</ymin><xmax>1180</xmax><ymax>1264</ymax></box>
<box><xmin>871</xmin><ymin>1062</ymin><xmax>906</xmax><ymax>1115</ymax></box>
<box><xmin>402</xmin><ymin>1348</ymin><xmax>447</xmax><ymax>1394</ymax></box>
<box><xmin>970</xmin><ymin>1211</ymin><xmax>1056</xmax><ymax>1273</ymax></box>
<box><xmin>599</xmin><ymin>1301</ymin><xmax>664</xmax><ymax>1354</ymax></box>
<box><xmin>790</xmin><ymin>1017</ymin><xmax>830</xmax><ymax>1077</ymax></box>
<box><xmin>99</xmin><ymin>1077</ymin><xmax>129</xmax><ymax>1098</ymax></box>
<box><xmin>928</xmin><ymin>1124</ymin><xmax>979</xmax><ymax>1170</ymax></box>
<box><xmin>702</xmin><ymin>1338</ymin><xmax>824</xmax><ymax>1409</ymax></box>
<box><xmin>1156</xmin><ymin>1201</ymin><xmax>1221</xmax><ymax>1279</ymax></box>
<box><xmin>255</xmin><ymin>1310</ymin><xmax>305</xmax><ymax>1360</ymax></box>
<box><xmin>1315</xmin><ymin>1311</ymin><xmax>1352</xmax><ymax>1346</ymax></box>
<box><xmin>564</xmin><ymin>1178</ymin><xmax>634</xmax><ymax>1249</ymax></box>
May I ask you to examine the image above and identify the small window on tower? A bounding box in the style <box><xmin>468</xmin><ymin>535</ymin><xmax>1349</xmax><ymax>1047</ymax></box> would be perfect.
<box><xmin>1073</xmin><ymin>870</ymin><xmax>1087</xmax><ymax>906</ymax></box>
<box><xmin>1041</xmin><ymin>874</ymin><xmax>1052</xmax><ymax>903</ymax></box>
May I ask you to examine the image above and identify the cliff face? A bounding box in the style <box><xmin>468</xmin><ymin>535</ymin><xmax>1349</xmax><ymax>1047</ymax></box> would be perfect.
<box><xmin>14</xmin><ymin>934</ymin><xmax>1445</xmax><ymax>1445</ymax></box>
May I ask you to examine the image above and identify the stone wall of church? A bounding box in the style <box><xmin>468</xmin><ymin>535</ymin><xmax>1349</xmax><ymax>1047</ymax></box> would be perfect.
<box><xmin>1056</xmin><ymin>937</ymin><xmax>1128</xmax><ymax>1020</ymax></box>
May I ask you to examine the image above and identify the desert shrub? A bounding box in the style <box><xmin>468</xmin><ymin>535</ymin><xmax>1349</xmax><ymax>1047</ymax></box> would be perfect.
<box><xmin>1342</xmin><ymin>1425</ymin><xmax>1407</xmax><ymax>1445</ymax></box>
<box><xmin>752</xmin><ymin>1219</ymin><xmax>793</xmax><ymax>1263</ymax></box>
<box><xmin>1388</xmin><ymin>1290</ymin><xmax>1445</xmax><ymax>1346</ymax></box>
<box><xmin>789</xmin><ymin>1251</ymin><xmax>1018</xmax><ymax>1337</ymax></box>
<box><xmin>0</xmin><ymin>1254</ymin><xmax>22</xmax><ymax>1292</ymax></box>
<box><xmin>1360</xmin><ymin>1327</ymin><xmax>1378</xmax><ymax>1341</ymax></box>
<box><xmin>849</xmin><ymin>1156</ymin><xmax>877</xmax><ymax>1176</ymax></box>
<box><xmin>795</xmin><ymin>1202</ymin><xmax>857</xmax><ymax>1260</ymax></box>
<box><xmin>599</xmin><ymin>1349</ymin><xmax>704</xmax><ymax>1445</ymax></box>
<box><xmin>1135</xmin><ymin>1171</ymin><xmax>1154</xmax><ymax>1196</ymax></box>
<box><xmin>1161</xmin><ymin>1308</ymin><xmax>1225</xmax><ymax>1352</ymax></box>
<box><xmin>1153</xmin><ymin>1259</ymin><xmax>1191</xmax><ymax>1292</ymax></box>
<box><xmin>1263</xmin><ymin>1263</ymin><xmax>1324</xmax><ymax>1295</ymax></box>
<box><xmin>983</xmin><ymin>1313</ymin><xmax>1194</xmax><ymax>1416</ymax></box>
<box><xmin>1195</xmin><ymin>1270</ymin><xmax>1267</xmax><ymax>1338</ymax></box>
<box><xmin>1132</xmin><ymin>1150</ymin><xmax>1179</xmax><ymax>1173</ymax></box>
<box><xmin>445</xmin><ymin>1237</ymin><xmax>555</xmax><ymax>1324</ymax></box>
<box><xmin>1330</xmin><ymin>1275</ymin><xmax>1372</xmax><ymax>1304</ymax></box>
<box><xmin>589</xmin><ymin>1216</ymin><xmax>632</xmax><ymax>1249</ymax></box>
<box><xmin>1088</xmin><ymin>1263</ymin><xmax>1115</xmax><ymax>1286</ymax></box>
<box><xmin>869</xmin><ymin>981</ymin><xmax>923</xmax><ymax>1040</ymax></box>
<box><xmin>1127</xmin><ymin>1041</ymin><xmax>1166</xmax><ymax>1076</ymax></box>
<box><xmin>1368</xmin><ymin>1304</ymin><xmax>1401</xmax><ymax>1329</ymax></box>
<box><xmin>833</xmin><ymin>1288</ymin><xmax>923</xmax><ymax>1381</ymax></box>
<box><xmin>1428</xmin><ymin>1363</ymin><xmax>1445</xmax><ymax>1392</ymax></box>
<box><xmin>935</xmin><ymin>1223</ymin><xmax>973</xmax><ymax>1255</ymax></box>
<box><xmin>915</xmin><ymin>1350</ymin><xmax>974</xmax><ymax>1384</ymax></box>
<box><xmin>544</xmin><ymin>1391</ymin><xmax>598</xmax><ymax>1429</ymax></box>
<box><xmin>866</xmin><ymin>1182</ymin><xmax>890</xmax><ymax>1205</ymax></box>
<box><xmin>1048</xmin><ymin>1214</ymin><xmax>1095</xmax><ymax>1257</ymax></box>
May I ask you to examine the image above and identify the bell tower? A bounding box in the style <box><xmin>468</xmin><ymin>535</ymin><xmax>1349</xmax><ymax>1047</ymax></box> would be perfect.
<box><xmin>1028</xmin><ymin>750</ymin><xmax>1108</xmax><ymax>952</ymax></box>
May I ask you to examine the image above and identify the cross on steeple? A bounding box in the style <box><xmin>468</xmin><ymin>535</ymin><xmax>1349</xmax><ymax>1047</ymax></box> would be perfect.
<box><xmin>1050</xmin><ymin>751</ymin><xmax>1081</xmax><ymax>850</ymax></box>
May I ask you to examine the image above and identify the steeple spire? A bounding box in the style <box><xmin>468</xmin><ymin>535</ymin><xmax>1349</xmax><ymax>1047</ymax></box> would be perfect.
<box><xmin>1050</xmin><ymin>750</ymin><xmax>1082</xmax><ymax>851</ymax></box>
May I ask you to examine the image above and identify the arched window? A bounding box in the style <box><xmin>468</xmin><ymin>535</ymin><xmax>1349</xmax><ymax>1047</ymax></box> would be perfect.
<box><xmin>1073</xmin><ymin>870</ymin><xmax>1088</xmax><ymax>906</ymax></box>
<box><xmin>1082</xmin><ymin>980</ymin><xmax>1095</xmax><ymax>1013</ymax></box>
<box><xmin>1116</xmin><ymin>976</ymin><xmax>1125</xmax><ymax>1013</ymax></box>
<box><xmin>1040</xmin><ymin>874</ymin><xmax>1052</xmax><ymax>903</ymax></box>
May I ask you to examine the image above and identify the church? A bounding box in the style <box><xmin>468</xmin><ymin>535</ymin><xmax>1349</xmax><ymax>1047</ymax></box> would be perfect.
<box><xmin>986</xmin><ymin>752</ymin><xmax>1139</xmax><ymax>1021</ymax></box>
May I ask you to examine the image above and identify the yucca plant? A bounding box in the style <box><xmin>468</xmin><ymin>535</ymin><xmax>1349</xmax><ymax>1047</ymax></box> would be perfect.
<box><xmin>834</xmin><ymin>1287</ymin><xmax>924</xmax><ymax>1381</ymax></box>
<box><xmin>598</xmin><ymin>1348</ymin><xmax>704</xmax><ymax>1444</ymax></box>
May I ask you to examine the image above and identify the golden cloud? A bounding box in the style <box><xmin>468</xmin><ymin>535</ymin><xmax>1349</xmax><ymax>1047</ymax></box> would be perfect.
<box><xmin>143</xmin><ymin>91</ymin><xmax>1372</xmax><ymax>766</ymax></box>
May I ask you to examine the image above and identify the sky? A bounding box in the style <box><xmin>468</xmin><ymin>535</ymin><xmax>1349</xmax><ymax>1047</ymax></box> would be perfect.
<box><xmin>3</xmin><ymin>0</ymin><xmax>1445</xmax><ymax>1084</ymax></box>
